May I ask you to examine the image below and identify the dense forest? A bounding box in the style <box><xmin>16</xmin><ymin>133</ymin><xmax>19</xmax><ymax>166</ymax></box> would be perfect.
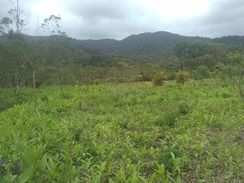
<box><xmin>0</xmin><ymin>31</ymin><xmax>244</xmax><ymax>87</ymax></box>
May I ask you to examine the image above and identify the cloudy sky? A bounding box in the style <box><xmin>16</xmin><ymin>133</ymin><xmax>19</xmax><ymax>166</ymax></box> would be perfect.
<box><xmin>0</xmin><ymin>0</ymin><xmax>244</xmax><ymax>40</ymax></box>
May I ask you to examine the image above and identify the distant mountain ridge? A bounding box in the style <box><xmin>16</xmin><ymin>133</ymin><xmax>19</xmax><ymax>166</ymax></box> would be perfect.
<box><xmin>80</xmin><ymin>31</ymin><xmax>208</xmax><ymax>56</ymax></box>
<box><xmin>79</xmin><ymin>31</ymin><xmax>244</xmax><ymax>57</ymax></box>
<box><xmin>1</xmin><ymin>31</ymin><xmax>244</xmax><ymax>66</ymax></box>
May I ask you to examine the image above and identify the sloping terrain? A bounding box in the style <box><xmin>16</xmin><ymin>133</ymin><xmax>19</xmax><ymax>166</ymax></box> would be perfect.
<box><xmin>0</xmin><ymin>81</ymin><xmax>243</xmax><ymax>182</ymax></box>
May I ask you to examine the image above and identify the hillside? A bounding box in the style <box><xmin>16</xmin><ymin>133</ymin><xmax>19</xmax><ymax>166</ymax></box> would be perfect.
<box><xmin>214</xmin><ymin>35</ymin><xmax>244</xmax><ymax>46</ymax></box>
<box><xmin>0</xmin><ymin>81</ymin><xmax>243</xmax><ymax>182</ymax></box>
<box><xmin>81</xmin><ymin>31</ymin><xmax>212</xmax><ymax>57</ymax></box>
<box><xmin>0</xmin><ymin>34</ymin><xmax>113</xmax><ymax>67</ymax></box>
<box><xmin>1</xmin><ymin>31</ymin><xmax>244</xmax><ymax>65</ymax></box>
<box><xmin>80</xmin><ymin>31</ymin><xmax>244</xmax><ymax>57</ymax></box>
<box><xmin>0</xmin><ymin>31</ymin><xmax>244</xmax><ymax>87</ymax></box>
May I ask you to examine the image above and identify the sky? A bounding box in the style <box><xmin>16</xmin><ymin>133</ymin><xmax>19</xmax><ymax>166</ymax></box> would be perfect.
<box><xmin>0</xmin><ymin>0</ymin><xmax>244</xmax><ymax>40</ymax></box>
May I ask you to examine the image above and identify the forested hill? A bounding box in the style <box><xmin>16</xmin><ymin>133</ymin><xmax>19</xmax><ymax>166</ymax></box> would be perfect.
<box><xmin>1</xmin><ymin>31</ymin><xmax>244</xmax><ymax>87</ymax></box>
<box><xmin>1</xmin><ymin>31</ymin><xmax>244</xmax><ymax>66</ymax></box>
<box><xmin>213</xmin><ymin>35</ymin><xmax>244</xmax><ymax>46</ymax></box>
<box><xmin>0</xmin><ymin>31</ymin><xmax>243</xmax><ymax>68</ymax></box>
<box><xmin>0</xmin><ymin>34</ymin><xmax>114</xmax><ymax>67</ymax></box>
<box><xmin>80</xmin><ymin>31</ymin><xmax>211</xmax><ymax>56</ymax></box>
<box><xmin>82</xmin><ymin>32</ymin><xmax>244</xmax><ymax>58</ymax></box>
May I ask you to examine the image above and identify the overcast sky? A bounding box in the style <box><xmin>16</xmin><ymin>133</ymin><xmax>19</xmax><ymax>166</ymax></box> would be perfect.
<box><xmin>0</xmin><ymin>0</ymin><xmax>244</xmax><ymax>40</ymax></box>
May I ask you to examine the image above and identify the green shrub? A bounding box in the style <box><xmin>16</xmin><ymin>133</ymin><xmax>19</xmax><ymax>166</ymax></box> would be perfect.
<box><xmin>152</xmin><ymin>72</ymin><xmax>166</xmax><ymax>86</ymax></box>
<box><xmin>154</xmin><ymin>112</ymin><xmax>178</xmax><ymax>128</ymax></box>
<box><xmin>137</xmin><ymin>71</ymin><xmax>153</xmax><ymax>82</ymax></box>
<box><xmin>178</xmin><ymin>102</ymin><xmax>190</xmax><ymax>115</ymax></box>
<box><xmin>167</xmin><ymin>72</ymin><xmax>176</xmax><ymax>80</ymax></box>
<box><xmin>193</xmin><ymin>66</ymin><xmax>210</xmax><ymax>80</ymax></box>
<box><xmin>159</xmin><ymin>147</ymin><xmax>183</xmax><ymax>172</ymax></box>
<box><xmin>176</xmin><ymin>71</ymin><xmax>190</xmax><ymax>83</ymax></box>
<box><xmin>221</xmin><ymin>91</ymin><xmax>232</xmax><ymax>98</ymax></box>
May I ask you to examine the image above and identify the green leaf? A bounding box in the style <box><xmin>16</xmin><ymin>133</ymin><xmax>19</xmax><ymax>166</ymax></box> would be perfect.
<box><xmin>18</xmin><ymin>166</ymin><xmax>33</xmax><ymax>183</ymax></box>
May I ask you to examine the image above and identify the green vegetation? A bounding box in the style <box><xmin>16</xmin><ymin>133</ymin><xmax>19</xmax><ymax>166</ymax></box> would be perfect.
<box><xmin>1</xmin><ymin>6</ymin><xmax>244</xmax><ymax>182</ymax></box>
<box><xmin>152</xmin><ymin>72</ymin><xmax>166</xmax><ymax>86</ymax></box>
<box><xmin>0</xmin><ymin>32</ymin><xmax>244</xmax><ymax>88</ymax></box>
<box><xmin>0</xmin><ymin>80</ymin><xmax>243</xmax><ymax>182</ymax></box>
<box><xmin>193</xmin><ymin>66</ymin><xmax>210</xmax><ymax>80</ymax></box>
<box><xmin>176</xmin><ymin>71</ymin><xmax>191</xmax><ymax>84</ymax></box>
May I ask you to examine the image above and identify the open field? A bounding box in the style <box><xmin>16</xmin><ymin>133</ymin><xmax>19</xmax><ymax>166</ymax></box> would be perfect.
<box><xmin>0</xmin><ymin>80</ymin><xmax>243</xmax><ymax>182</ymax></box>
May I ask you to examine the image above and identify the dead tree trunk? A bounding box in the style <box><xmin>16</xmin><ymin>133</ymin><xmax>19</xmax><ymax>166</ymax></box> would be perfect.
<box><xmin>32</xmin><ymin>70</ymin><xmax>36</xmax><ymax>106</ymax></box>
<box><xmin>15</xmin><ymin>72</ymin><xmax>20</xmax><ymax>96</ymax></box>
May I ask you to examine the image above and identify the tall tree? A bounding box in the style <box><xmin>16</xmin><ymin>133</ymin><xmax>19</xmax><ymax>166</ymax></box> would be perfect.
<box><xmin>0</xmin><ymin>0</ymin><xmax>27</xmax><ymax>94</ymax></box>
<box><xmin>8</xmin><ymin>0</ymin><xmax>25</xmax><ymax>33</ymax></box>
<box><xmin>0</xmin><ymin>17</ymin><xmax>12</xmax><ymax>35</ymax></box>
<box><xmin>41</xmin><ymin>15</ymin><xmax>66</xmax><ymax>92</ymax></box>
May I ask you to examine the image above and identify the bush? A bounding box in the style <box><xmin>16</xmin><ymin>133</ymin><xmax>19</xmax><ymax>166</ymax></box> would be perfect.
<box><xmin>178</xmin><ymin>101</ymin><xmax>190</xmax><ymax>115</ymax></box>
<box><xmin>137</xmin><ymin>71</ymin><xmax>153</xmax><ymax>82</ymax></box>
<box><xmin>193</xmin><ymin>66</ymin><xmax>210</xmax><ymax>80</ymax></box>
<box><xmin>152</xmin><ymin>72</ymin><xmax>166</xmax><ymax>86</ymax></box>
<box><xmin>154</xmin><ymin>112</ymin><xmax>178</xmax><ymax>128</ymax></box>
<box><xmin>167</xmin><ymin>72</ymin><xmax>176</xmax><ymax>80</ymax></box>
<box><xmin>176</xmin><ymin>71</ymin><xmax>190</xmax><ymax>83</ymax></box>
<box><xmin>159</xmin><ymin>147</ymin><xmax>183</xmax><ymax>172</ymax></box>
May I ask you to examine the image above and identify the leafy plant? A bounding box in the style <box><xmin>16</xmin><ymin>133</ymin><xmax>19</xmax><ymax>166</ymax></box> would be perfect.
<box><xmin>152</xmin><ymin>72</ymin><xmax>166</xmax><ymax>86</ymax></box>
<box><xmin>193</xmin><ymin>66</ymin><xmax>210</xmax><ymax>80</ymax></box>
<box><xmin>0</xmin><ymin>81</ymin><xmax>243</xmax><ymax>182</ymax></box>
<box><xmin>176</xmin><ymin>71</ymin><xmax>190</xmax><ymax>83</ymax></box>
<box><xmin>178</xmin><ymin>101</ymin><xmax>190</xmax><ymax>115</ymax></box>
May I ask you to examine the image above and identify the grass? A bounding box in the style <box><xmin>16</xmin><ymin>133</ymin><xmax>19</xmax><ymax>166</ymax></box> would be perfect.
<box><xmin>0</xmin><ymin>80</ymin><xmax>243</xmax><ymax>182</ymax></box>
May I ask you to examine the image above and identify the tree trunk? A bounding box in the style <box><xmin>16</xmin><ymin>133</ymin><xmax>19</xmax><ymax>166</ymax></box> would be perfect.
<box><xmin>16</xmin><ymin>0</ymin><xmax>20</xmax><ymax>33</ymax></box>
<box><xmin>32</xmin><ymin>70</ymin><xmax>36</xmax><ymax>106</ymax></box>
<box><xmin>15</xmin><ymin>71</ymin><xmax>21</xmax><ymax>96</ymax></box>
<box><xmin>238</xmin><ymin>75</ymin><xmax>244</xmax><ymax>102</ymax></box>
<box><xmin>180</xmin><ymin>58</ymin><xmax>184</xmax><ymax>71</ymax></box>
